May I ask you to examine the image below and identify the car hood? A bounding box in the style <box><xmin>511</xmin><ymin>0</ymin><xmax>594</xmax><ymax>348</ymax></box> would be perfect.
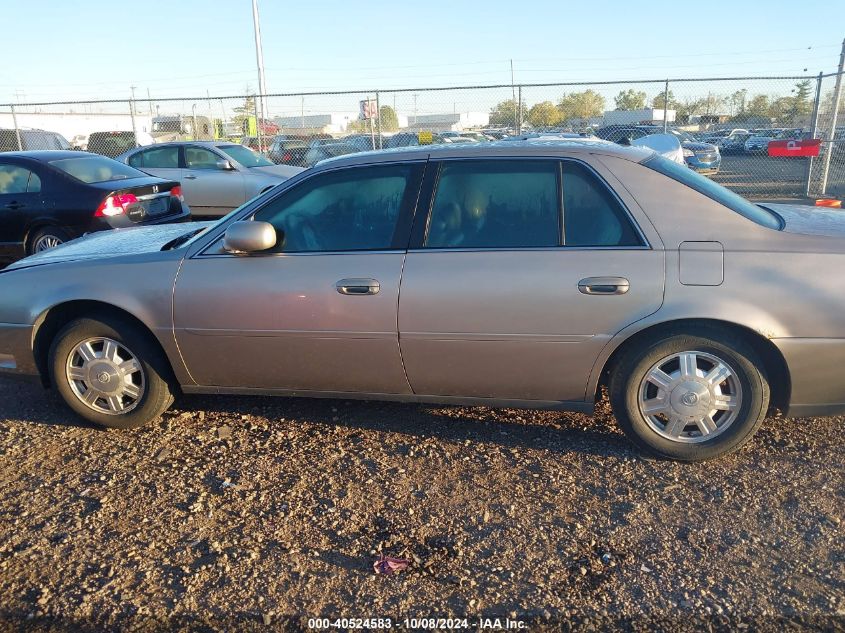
<box><xmin>763</xmin><ymin>203</ymin><xmax>845</xmax><ymax>236</ymax></box>
<box><xmin>248</xmin><ymin>164</ymin><xmax>306</xmax><ymax>179</ymax></box>
<box><xmin>5</xmin><ymin>221</ymin><xmax>215</xmax><ymax>271</ymax></box>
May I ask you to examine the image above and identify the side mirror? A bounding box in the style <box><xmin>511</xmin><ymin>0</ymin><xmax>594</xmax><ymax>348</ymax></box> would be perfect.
<box><xmin>223</xmin><ymin>221</ymin><xmax>277</xmax><ymax>253</ymax></box>
<box><xmin>216</xmin><ymin>159</ymin><xmax>235</xmax><ymax>171</ymax></box>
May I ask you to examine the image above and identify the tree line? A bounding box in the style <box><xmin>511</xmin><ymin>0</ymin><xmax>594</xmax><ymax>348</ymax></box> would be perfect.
<box><xmin>489</xmin><ymin>80</ymin><xmax>819</xmax><ymax>128</ymax></box>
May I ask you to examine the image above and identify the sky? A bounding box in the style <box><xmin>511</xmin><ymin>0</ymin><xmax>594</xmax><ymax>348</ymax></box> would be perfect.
<box><xmin>0</xmin><ymin>0</ymin><xmax>843</xmax><ymax>117</ymax></box>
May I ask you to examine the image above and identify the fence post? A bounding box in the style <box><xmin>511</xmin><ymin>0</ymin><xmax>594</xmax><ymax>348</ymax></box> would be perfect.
<box><xmin>375</xmin><ymin>91</ymin><xmax>382</xmax><ymax>149</ymax></box>
<box><xmin>663</xmin><ymin>79</ymin><xmax>669</xmax><ymax>133</ymax></box>
<box><xmin>805</xmin><ymin>72</ymin><xmax>824</xmax><ymax>197</ymax></box>
<box><xmin>254</xmin><ymin>95</ymin><xmax>265</xmax><ymax>154</ymax></box>
<box><xmin>517</xmin><ymin>85</ymin><xmax>523</xmax><ymax>134</ymax></box>
<box><xmin>129</xmin><ymin>99</ymin><xmax>138</xmax><ymax>147</ymax></box>
<box><xmin>10</xmin><ymin>103</ymin><xmax>22</xmax><ymax>151</ymax></box>
<box><xmin>821</xmin><ymin>39</ymin><xmax>845</xmax><ymax>195</ymax></box>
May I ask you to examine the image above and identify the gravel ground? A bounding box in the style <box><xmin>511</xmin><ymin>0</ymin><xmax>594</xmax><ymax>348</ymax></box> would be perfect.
<box><xmin>0</xmin><ymin>376</ymin><xmax>843</xmax><ymax>632</ymax></box>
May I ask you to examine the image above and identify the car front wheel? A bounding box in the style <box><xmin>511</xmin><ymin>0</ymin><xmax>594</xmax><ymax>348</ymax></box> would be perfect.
<box><xmin>49</xmin><ymin>316</ymin><xmax>175</xmax><ymax>429</ymax></box>
<box><xmin>609</xmin><ymin>328</ymin><xmax>770</xmax><ymax>461</ymax></box>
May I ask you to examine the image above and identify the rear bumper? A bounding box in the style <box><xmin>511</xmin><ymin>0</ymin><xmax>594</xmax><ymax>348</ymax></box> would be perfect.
<box><xmin>773</xmin><ymin>337</ymin><xmax>845</xmax><ymax>417</ymax></box>
<box><xmin>0</xmin><ymin>323</ymin><xmax>37</xmax><ymax>379</ymax></box>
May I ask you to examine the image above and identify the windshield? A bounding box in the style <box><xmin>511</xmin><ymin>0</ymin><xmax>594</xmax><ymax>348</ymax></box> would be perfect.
<box><xmin>218</xmin><ymin>144</ymin><xmax>274</xmax><ymax>167</ymax></box>
<box><xmin>50</xmin><ymin>156</ymin><xmax>148</xmax><ymax>183</ymax></box>
<box><xmin>643</xmin><ymin>154</ymin><xmax>782</xmax><ymax>230</ymax></box>
<box><xmin>668</xmin><ymin>129</ymin><xmax>695</xmax><ymax>143</ymax></box>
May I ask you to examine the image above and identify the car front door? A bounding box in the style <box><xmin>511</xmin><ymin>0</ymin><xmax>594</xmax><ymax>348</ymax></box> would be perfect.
<box><xmin>0</xmin><ymin>160</ymin><xmax>44</xmax><ymax>260</ymax></box>
<box><xmin>173</xmin><ymin>161</ymin><xmax>425</xmax><ymax>393</ymax></box>
<box><xmin>182</xmin><ymin>145</ymin><xmax>245</xmax><ymax>215</ymax></box>
<box><xmin>397</xmin><ymin>157</ymin><xmax>665</xmax><ymax>404</ymax></box>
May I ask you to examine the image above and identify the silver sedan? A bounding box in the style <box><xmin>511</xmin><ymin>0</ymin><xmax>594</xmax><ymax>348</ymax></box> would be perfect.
<box><xmin>116</xmin><ymin>141</ymin><xmax>303</xmax><ymax>216</ymax></box>
<box><xmin>2</xmin><ymin>141</ymin><xmax>844</xmax><ymax>461</ymax></box>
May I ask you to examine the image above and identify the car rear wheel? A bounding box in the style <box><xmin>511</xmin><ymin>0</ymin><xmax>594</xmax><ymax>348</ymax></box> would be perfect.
<box><xmin>609</xmin><ymin>328</ymin><xmax>769</xmax><ymax>461</ymax></box>
<box><xmin>29</xmin><ymin>227</ymin><xmax>71</xmax><ymax>254</ymax></box>
<box><xmin>49</xmin><ymin>316</ymin><xmax>175</xmax><ymax>429</ymax></box>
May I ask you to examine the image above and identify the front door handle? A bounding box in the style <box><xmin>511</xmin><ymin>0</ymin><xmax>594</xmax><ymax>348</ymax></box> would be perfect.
<box><xmin>183</xmin><ymin>174</ymin><xmax>197</xmax><ymax>180</ymax></box>
<box><xmin>335</xmin><ymin>278</ymin><xmax>380</xmax><ymax>295</ymax></box>
<box><xmin>578</xmin><ymin>277</ymin><xmax>630</xmax><ymax>295</ymax></box>
<box><xmin>4</xmin><ymin>201</ymin><xmax>25</xmax><ymax>210</ymax></box>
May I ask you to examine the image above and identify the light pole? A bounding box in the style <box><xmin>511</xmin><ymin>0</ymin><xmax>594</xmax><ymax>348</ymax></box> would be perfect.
<box><xmin>252</xmin><ymin>0</ymin><xmax>269</xmax><ymax>152</ymax></box>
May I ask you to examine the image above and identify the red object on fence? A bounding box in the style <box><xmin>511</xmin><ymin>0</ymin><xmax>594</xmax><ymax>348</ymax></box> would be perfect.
<box><xmin>767</xmin><ymin>138</ymin><xmax>821</xmax><ymax>157</ymax></box>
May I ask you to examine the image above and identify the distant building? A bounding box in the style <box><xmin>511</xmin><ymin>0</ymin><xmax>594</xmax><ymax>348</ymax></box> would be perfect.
<box><xmin>602</xmin><ymin>108</ymin><xmax>677</xmax><ymax>126</ymax></box>
<box><xmin>405</xmin><ymin>111</ymin><xmax>490</xmax><ymax>132</ymax></box>
<box><xmin>273</xmin><ymin>112</ymin><xmax>358</xmax><ymax>135</ymax></box>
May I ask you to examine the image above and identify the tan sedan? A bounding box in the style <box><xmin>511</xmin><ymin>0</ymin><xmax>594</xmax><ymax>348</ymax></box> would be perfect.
<box><xmin>1</xmin><ymin>140</ymin><xmax>844</xmax><ymax>461</ymax></box>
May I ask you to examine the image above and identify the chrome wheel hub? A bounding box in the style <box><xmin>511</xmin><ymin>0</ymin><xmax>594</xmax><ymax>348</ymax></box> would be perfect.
<box><xmin>65</xmin><ymin>337</ymin><xmax>145</xmax><ymax>415</ymax></box>
<box><xmin>34</xmin><ymin>235</ymin><xmax>63</xmax><ymax>252</ymax></box>
<box><xmin>638</xmin><ymin>351</ymin><xmax>742</xmax><ymax>443</ymax></box>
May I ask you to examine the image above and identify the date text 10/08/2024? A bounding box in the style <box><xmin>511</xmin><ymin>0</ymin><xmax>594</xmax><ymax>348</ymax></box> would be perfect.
<box><xmin>307</xmin><ymin>617</ymin><xmax>528</xmax><ymax>629</ymax></box>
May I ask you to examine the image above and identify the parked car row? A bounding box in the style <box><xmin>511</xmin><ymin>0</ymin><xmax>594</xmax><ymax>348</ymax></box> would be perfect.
<box><xmin>593</xmin><ymin>125</ymin><xmax>722</xmax><ymax>175</ymax></box>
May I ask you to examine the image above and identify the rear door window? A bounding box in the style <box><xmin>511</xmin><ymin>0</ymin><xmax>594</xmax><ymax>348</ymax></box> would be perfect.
<box><xmin>424</xmin><ymin>160</ymin><xmax>559</xmax><ymax>249</ymax></box>
<box><xmin>130</xmin><ymin>146</ymin><xmax>180</xmax><ymax>169</ymax></box>
<box><xmin>561</xmin><ymin>161</ymin><xmax>643</xmax><ymax>247</ymax></box>
<box><xmin>0</xmin><ymin>164</ymin><xmax>32</xmax><ymax>194</ymax></box>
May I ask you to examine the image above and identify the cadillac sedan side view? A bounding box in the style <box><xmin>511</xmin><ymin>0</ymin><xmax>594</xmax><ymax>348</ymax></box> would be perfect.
<box><xmin>1</xmin><ymin>141</ymin><xmax>844</xmax><ymax>461</ymax></box>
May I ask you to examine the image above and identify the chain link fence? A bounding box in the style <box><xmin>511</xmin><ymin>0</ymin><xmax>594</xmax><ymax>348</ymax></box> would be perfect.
<box><xmin>1</xmin><ymin>73</ymin><xmax>843</xmax><ymax>200</ymax></box>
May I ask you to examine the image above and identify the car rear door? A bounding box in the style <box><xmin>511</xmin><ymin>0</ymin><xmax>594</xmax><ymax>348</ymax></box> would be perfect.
<box><xmin>0</xmin><ymin>159</ymin><xmax>46</xmax><ymax>259</ymax></box>
<box><xmin>182</xmin><ymin>145</ymin><xmax>245</xmax><ymax>213</ymax></box>
<box><xmin>397</xmin><ymin>156</ymin><xmax>665</xmax><ymax>403</ymax></box>
<box><xmin>173</xmin><ymin>160</ymin><xmax>425</xmax><ymax>393</ymax></box>
<box><xmin>126</xmin><ymin>145</ymin><xmax>182</xmax><ymax>183</ymax></box>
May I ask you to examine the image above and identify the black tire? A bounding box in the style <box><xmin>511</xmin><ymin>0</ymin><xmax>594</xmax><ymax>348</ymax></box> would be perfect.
<box><xmin>609</xmin><ymin>326</ymin><xmax>769</xmax><ymax>461</ymax></box>
<box><xmin>48</xmin><ymin>316</ymin><xmax>175</xmax><ymax>429</ymax></box>
<box><xmin>27</xmin><ymin>226</ymin><xmax>71</xmax><ymax>255</ymax></box>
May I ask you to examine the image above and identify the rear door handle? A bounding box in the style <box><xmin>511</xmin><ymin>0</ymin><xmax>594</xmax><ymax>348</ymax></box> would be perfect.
<box><xmin>578</xmin><ymin>277</ymin><xmax>630</xmax><ymax>295</ymax></box>
<box><xmin>4</xmin><ymin>202</ymin><xmax>25</xmax><ymax>210</ymax></box>
<box><xmin>335</xmin><ymin>278</ymin><xmax>380</xmax><ymax>295</ymax></box>
<box><xmin>183</xmin><ymin>174</ymin><xmax>197</xmax><ymax>180</ymax></box>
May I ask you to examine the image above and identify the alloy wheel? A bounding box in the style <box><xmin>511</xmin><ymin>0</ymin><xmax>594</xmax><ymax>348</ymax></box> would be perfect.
<box><xmin>65</xmin><ymin>337</ymin><xmax>145</xmax><ymax>415</ymax></box>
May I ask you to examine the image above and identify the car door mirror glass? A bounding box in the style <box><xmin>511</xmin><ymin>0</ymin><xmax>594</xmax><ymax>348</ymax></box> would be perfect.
<box><xmin>223</xmin><ymin>221</ymin><xmax>277</xmax><ymax>253</ymax></box>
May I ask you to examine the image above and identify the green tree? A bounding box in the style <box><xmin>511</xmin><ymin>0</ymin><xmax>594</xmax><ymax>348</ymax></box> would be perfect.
<box><xmin>652</xmin><ymin>90</ymin><xmax>679</xmax><ymax>110</ymax></box>
<box><xmin>231</xmin><ymin>89</ymin><xmax>256</xmax><ymax>136</ymax></box>
<box><xmin>746</xmin><ymin>94</ymin><xmax>771</xmax><ymax>118</ymax></box>
<box><xmin>558</xmin><ymin>90</ymin><xmax>605</xmax><ymax>123</ymax></box>
<box><xmin>379</xmin><ymin>105</ymin><xmax>399</xmax><ymax>132</ymax></box>
<box><xmin>729</xmin><ymin>89</ymin><xmax>748</xmax><ymax>116</ymax></box>
<box><xmin>527</xmin><ymin>101</ymin><xmax>562</xmax><ymax>127</ymax></box>
<box><xmin>783</xmin><ymin>80</ymin><xmax>812</xmax><ymax>124</ymax></box>
<box><xmin>489</xmin><ymin>99</ymin><xmax>524</xmax><ymax>127</ymax></box>
<box><xmin>614</xmin><ymin>89</ymin><xmax>647</xmax><ymax>110</ymax></box>
<box><xmin>674</xmin><ymin>97</ymin><xmax>706</xmax><ymax>124</ymax></box>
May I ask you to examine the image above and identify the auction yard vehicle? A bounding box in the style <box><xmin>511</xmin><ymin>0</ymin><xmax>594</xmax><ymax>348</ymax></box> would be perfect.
<box><xmin>595</xmin><ymin>126</ymin><xmax>721</xmax><ymax>175</ymax></box>
<box><xmin>116</xmin><ymin>141</ymin><xmax>302</xmax><ymax>217</ymax></box>
<box><xmin>3</xmin><ymin>141</ymin><xmax>845</xmax><ymax>461</ymax></box>
<box><xmin>0</xmin><ymin>151</ymin><xmax>190</xmax><ymax>263</ymax></box>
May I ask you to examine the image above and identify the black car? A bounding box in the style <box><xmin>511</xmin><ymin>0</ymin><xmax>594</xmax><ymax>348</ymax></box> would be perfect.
<box><xmin>0</xmin><ymin>151</ymin><xmax>191</xmax><ymax>263</ymax></box>
<box><xmin>87</xmin><ymin>131</ymin><xmax>142</xmax><ymax>158</ymax></box>
<box><xmin>267</xmin><ymin>136</ymin><xmax>311</xmax><ymax>167</ymax></box>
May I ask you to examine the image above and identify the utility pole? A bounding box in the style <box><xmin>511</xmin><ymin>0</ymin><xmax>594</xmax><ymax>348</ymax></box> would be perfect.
<box><xmin>510</xmin><ymin>59</ymin><xmax>517</xmax><ymax>133</ymax></box>
<box><xmin>252</xmin><ymin>0</ymin><xmax>269</xmax><ymax>152</ymax></box>
<box><xmin>821</xmin><ymin>38</ymin><xmax>845</xmax><ymax>195</ymax></box>
<box><xmin>130</xmin><ymin>85</ymin><xmax>137</xmax><ymax>115</ymax></box>
<box><xmin>146</xmin><ymin>88</ymin><xmax>154</xmax><ymax>122</ymax></box>
<box><xmin>663</xmin><ymin>79</ymin><xmax>670</xmax><ymax>133</ymax></box>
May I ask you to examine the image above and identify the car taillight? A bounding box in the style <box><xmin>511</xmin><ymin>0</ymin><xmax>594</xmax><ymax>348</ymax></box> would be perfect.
<box><xmin>282</xmin><ymin>152</ymin><xmax>292</xmax><ymax>161</ymax></box>
<box><xmin>170</xmin><ymin>185</ymin><xmax>184</xmax><ymax>201</ymax></box>
<box><xmin>94</xmin><ymin>193</ymin><xmax>139</xmax><ymax>217</ymax></box>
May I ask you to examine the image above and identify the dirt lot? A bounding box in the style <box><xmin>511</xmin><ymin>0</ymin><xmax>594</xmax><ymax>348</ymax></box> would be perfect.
<box><xmin>0</xmin><ymin>376</ymin><xmax>843</xmax><ymax>632</ymax></box>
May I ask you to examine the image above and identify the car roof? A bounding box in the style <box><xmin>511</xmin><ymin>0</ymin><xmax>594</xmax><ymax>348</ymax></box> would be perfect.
<box><xmin>317</xmin><ymin>139</ymin><xmax>653</xmax><ymax>168</ymax></box>
<box><xmin>0</xmin><ymin>150</ymin><xmax>96</xmax><ymax>161</ymax></box>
